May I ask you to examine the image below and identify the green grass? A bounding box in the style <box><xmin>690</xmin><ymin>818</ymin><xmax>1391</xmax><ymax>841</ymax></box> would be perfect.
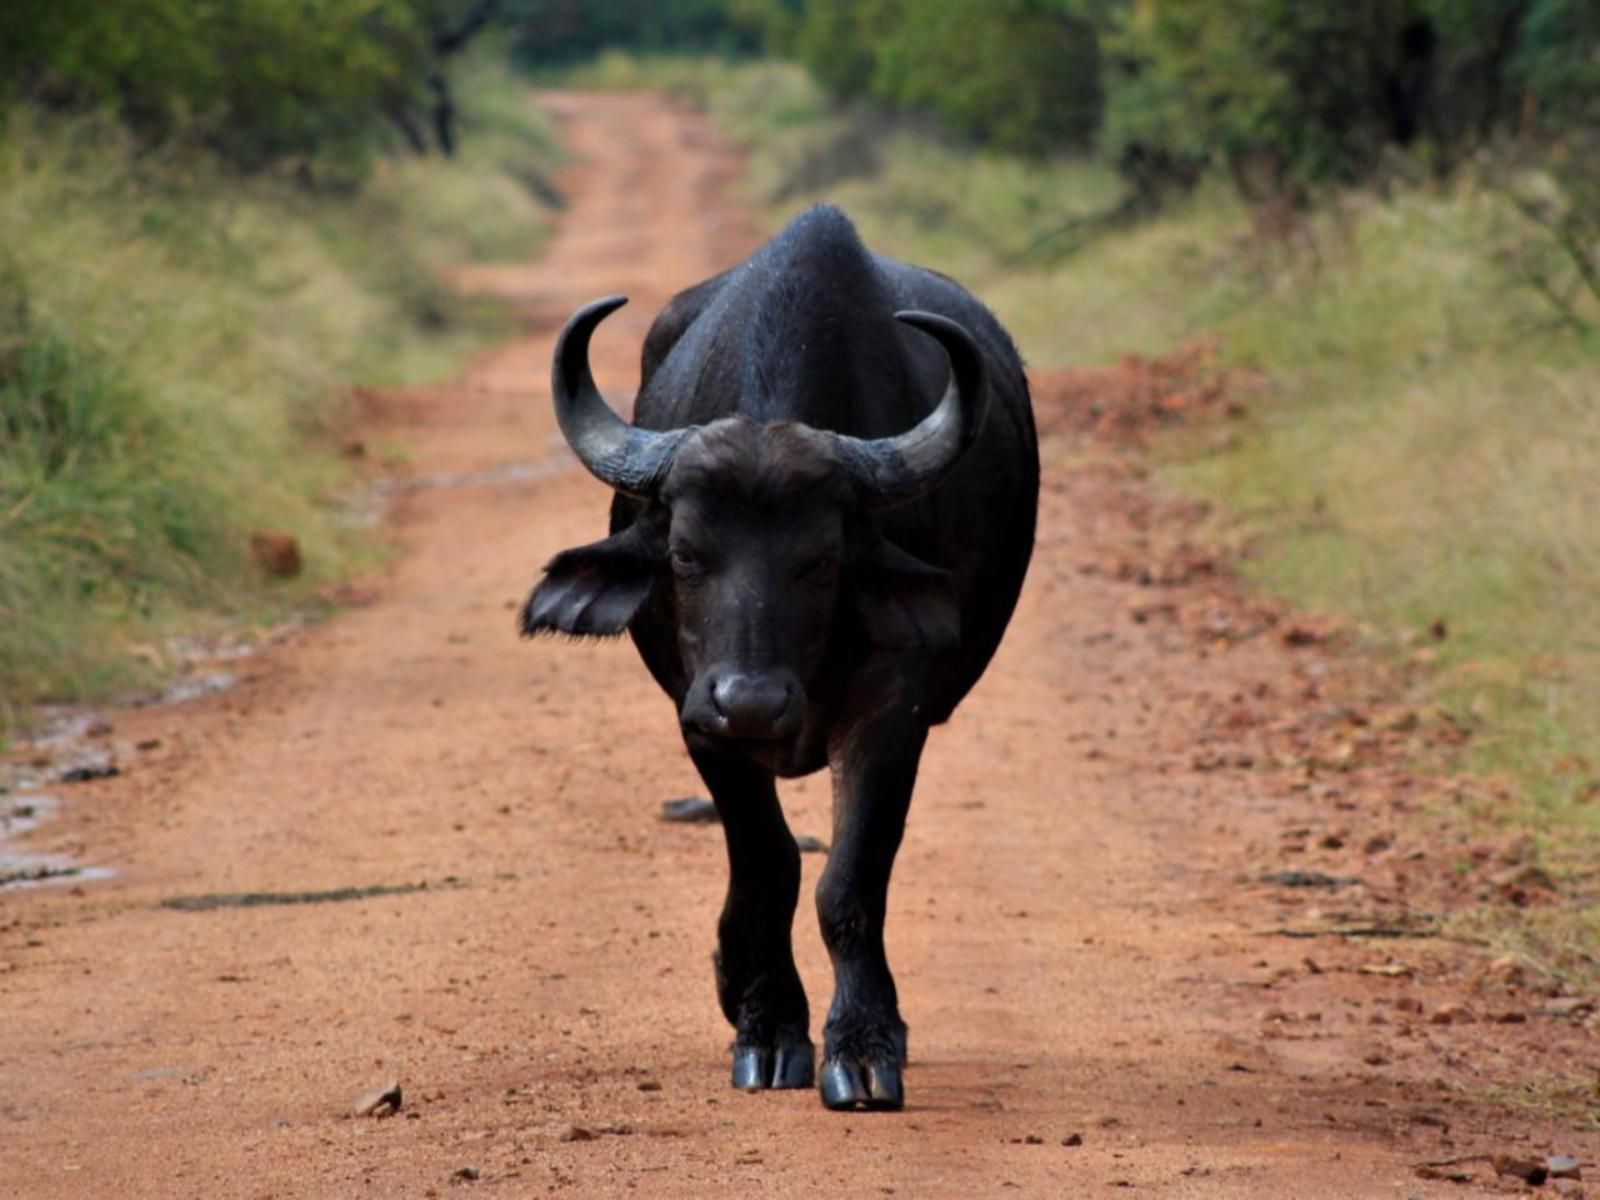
<box><xmin>0</xmin><ymin>59</ymin><xmax>558</xmax><ymax>723</ymax></box>
<box><xmin>1159</xmin><ymin>193</ymin><xmax>1600</xmax><ymax>851</ymax></box>
<box><xmin>576</xmin><ymin>54</ymin><xmax>1600</xmax><ymax>980</ymax></box>
<box><xmin>556</xmin><ymin>49</ymin><xmax>755</xmax><ymax>102</ymax></box>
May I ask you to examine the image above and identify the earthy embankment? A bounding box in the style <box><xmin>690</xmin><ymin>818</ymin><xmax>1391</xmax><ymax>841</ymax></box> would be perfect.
<box><xmin>2</xmin><ymin>92</ymin><xmax>1594</xmax><ymax>1198</ymax></box>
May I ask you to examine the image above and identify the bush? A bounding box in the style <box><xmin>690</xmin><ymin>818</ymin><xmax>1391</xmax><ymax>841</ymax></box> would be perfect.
<box><xmin>740</xmin><ymin>0</ymin><xmax>1600</xmax><ymax>198</ymax></box>
<box><xmin>4</xmin><ymin>0</ymin><xmax>427</xmax><ymax>168</ymax></box>
<box><xmin>783</xmin><ymin>0</ymin><xmax>1104</xmax><ymax>155</ymax></box>
<box><xmin>1</xmin><ymin>0</ymin><xmax>526</xmax><ymax>170</ymax></box>
<box><xmin>0</xmin><ymin>65</ymin><xmax>557</xmax><ymax>720</ymax></box>
<box><xmin>508</xmin><ymin>0</ymin><xmax>764</xmax><ymax>65</ymax></box>
<box><xmin>1105</xmin><ymin>0</ymin><xmax>1600</xmax><ymax>193</ymax></box>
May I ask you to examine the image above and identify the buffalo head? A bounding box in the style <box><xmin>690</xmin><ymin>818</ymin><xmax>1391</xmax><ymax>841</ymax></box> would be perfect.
<box><xmin>521</xmin><ymin>295</ymin><xmax>989</xmax><ymax>750</ymax></box>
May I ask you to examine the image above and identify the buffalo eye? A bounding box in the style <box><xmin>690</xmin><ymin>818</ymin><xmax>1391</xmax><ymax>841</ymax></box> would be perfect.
<box><xmin>670</xmin><ymin>545</ymin><xmax>704</xmax><ymax>577</ymax></box>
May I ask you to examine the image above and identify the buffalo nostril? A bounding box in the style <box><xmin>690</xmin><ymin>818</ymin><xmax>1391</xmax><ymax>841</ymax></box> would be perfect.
<box><xmin>708</xmin><ymin>673</ymin><xmax>799</xmax><ymax>738</ymax></box>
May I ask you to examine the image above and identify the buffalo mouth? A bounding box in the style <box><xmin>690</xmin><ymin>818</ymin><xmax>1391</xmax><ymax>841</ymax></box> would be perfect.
<box><xmin>682</xmin><ymin>728</ymin><xmax>793</xmax><ymax>753</ymax></box>
<box><xmin>681</xmin><ymin>722</ymin><xmax>824</xmax><ymax>779</ymax></box>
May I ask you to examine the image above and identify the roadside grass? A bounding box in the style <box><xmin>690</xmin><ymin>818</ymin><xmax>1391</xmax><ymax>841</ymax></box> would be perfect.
<box><xmin>574</xmin><ymin>55</ymin><xmax>1600</xmax><ymax>985</ymax></box>
<box><xmin>556</xmin><ymin>49</ymin><xmax>753</xmax><ymax>104</ymax></box>
<box><xmin>0</xmin><ymin>59</ymin><xmax>557</xmax><ymax>724</ymax></box>
<box><xmin>1159</xmin><ymin>194</ymin><xmax>1600</xmax><ymax>886</ymax></box>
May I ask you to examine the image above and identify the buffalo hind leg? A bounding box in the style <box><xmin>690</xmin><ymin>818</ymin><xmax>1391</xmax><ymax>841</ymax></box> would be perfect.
<box><xmin>691</xmin><ymin>747</ymin><xmax>814</xmax><ymax>1090</ymax></box>
<box><xmin>815</xmin><ymin>718</ymin><xmax>926</xmax><ymax>1111</ymax></box>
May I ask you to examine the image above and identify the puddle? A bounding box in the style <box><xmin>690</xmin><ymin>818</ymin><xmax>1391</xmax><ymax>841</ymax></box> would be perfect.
<box><xmin>0</xmin><ymin>797</ymin><xmax>115</xmax><ymax>889</ymax></box>
<box><xmin>164</xmin><ymin>637</ymin><xmax>262</xmax><ymax>664</ymax></box>
<box><xmin>141</xmin><ymin>670</ymin><xmax>237</xmax><ymax>708</ymax></box>
<box><xmin>2</xmin><ymin>445</ymin><xmax>569</xmax><ymax>895</ymax></box>
<box><xmin>1</xmin><ymin>793</ymin><xmax>115</xmax><ymax>890</ymax></box>
<box><xmin>4</xmin><ymin>671</ymin><xmax>240</xmax><ymax>890</ymax></box>
<box><xmin>2</xmin><ymin>793</ymin><xmax>60</xmax><ymax>837</ymax></box>
<box><xmin>2</xmin><ymin>576</ymin><xmax>305</xmax><ymax>896</ymax></box>
<box><xmin>0</xmin><ymin>791</ymin><xmax>116</xmax><ymax>892</ymax></box>
<box><xmin>31</xmin><ymin>712</ymin><xmax>114</xmax><ymax>751</ymax></box>
<box><xmin>0</xmin><ymin>858</ymin><xmax>115</xmax><ymax>890</ymax></box>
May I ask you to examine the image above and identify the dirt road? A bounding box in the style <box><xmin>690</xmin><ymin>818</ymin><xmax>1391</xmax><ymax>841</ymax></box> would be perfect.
<box><xmin>3</xmin><ymin>92</ymin><xmax>1594</xmax><ymax>1198</ymax></box>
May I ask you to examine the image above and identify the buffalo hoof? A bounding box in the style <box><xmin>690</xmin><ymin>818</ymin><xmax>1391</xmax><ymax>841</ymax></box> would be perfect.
<box><xmin>731</xmin><ymin>1042</ymin><xmax>814</xmax><ymax>1091</ymax></box>
<box><xmin>818</xmin><ymin>1056</ymin><xmax>903</xmax><ymax>1111</ymax></box>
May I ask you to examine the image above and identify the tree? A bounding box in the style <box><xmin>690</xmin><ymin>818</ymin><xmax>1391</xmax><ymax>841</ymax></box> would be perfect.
<box><xmin>872</xmin><ymin>0</ymin><xmax>1104</xmax><ymax>154</ymax></box>
<box><xmin>783</xmin><ymin>0</ymin><xmax>1106</xmax><ymax>155</ymax></box>
<box><xmin>0</xmin><ymin>0</ymin><xmax>498</xmax><ymax>169</ymax></box>
<box><xmin>506</xmin><ymin>0</ymin><xmax>763</xmax><ymax>64</ymax></box>
<box><xmin>1101</xmin><ymin>0</ymin><xmax>1598</xmax><ymax>196</ymax></box>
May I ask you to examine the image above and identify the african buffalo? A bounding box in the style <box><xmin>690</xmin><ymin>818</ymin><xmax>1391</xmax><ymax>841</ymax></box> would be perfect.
<box><xmin>523</xmin><ymin>205</ymin><xmax>1038</xmax><ymax>1110</ymax></box>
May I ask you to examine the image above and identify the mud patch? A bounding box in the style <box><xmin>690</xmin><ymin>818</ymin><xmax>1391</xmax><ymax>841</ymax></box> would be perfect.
<box><xmin>159</xmin><ymin>877</ymin><xmax>465</xmax><ymax>912</ymax></box>
<box><xmin>0</xmin><ymin>863</ymin><xmax>84</xmax><ymax>887</ymax></box>
<box><xmin>1258</xmin><ymin>869</ymin><xmax>1362</xmax><ymax>889</ymax></box>
<box><xmin>1032</xmin><ymin>337</ymin><xmax>1264</xmax><ymax>443</ymax></box>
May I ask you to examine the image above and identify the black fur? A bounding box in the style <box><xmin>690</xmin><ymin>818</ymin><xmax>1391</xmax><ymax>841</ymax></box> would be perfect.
<box><xmin>522</xmin><ymin>521</ymin><xmax>661</xmax><ymax>638</ymax></box>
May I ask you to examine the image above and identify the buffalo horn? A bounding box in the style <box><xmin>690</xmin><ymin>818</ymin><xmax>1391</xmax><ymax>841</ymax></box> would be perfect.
<box><xmin>551</xmin><ymin>295</ymin><xmax>688</xmax><ymax>498</ymax></box>
<box><xmin>830</xmin><ymin>310</ymin><xmax>990</xmax><ymax>508</ymax></box>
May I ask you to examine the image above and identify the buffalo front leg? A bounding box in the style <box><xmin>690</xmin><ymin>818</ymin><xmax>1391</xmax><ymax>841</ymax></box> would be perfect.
<box><xmin>690</xmin><ymin>746</ymin><xmax>814</xmax><ymax>1090</ymax></box>
<box><xmin>815</xmin><ymin>717</ymin><xmax>927</xmax><ymax>1111</ymax></box>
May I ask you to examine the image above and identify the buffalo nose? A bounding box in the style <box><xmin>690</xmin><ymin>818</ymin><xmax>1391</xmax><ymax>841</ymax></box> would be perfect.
<box><xmin>709</xmin><ymin>671</ymin><xmax>799</xmax><ymax>739</ymax></box>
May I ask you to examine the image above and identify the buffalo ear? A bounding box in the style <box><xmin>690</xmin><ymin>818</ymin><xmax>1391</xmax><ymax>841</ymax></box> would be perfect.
<box><xmin>854</xmin><ymin>540</ymin><xmax>961</xmax><ymax>650</ymax></box>
<box><xmin>521</xmin><ymin>525</ymin><xmax>660</xmax><ymax>638</ymax></box>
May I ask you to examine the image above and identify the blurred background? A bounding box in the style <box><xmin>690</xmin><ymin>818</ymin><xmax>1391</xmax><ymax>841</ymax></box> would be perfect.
<box><xmin>1</xmin><ymin>1</ymin><xmax>1596</xmax><ymax>924</ymax></box>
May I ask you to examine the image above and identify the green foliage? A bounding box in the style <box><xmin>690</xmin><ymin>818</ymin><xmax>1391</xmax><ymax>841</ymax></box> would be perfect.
<box><xmin>1106</xmin><ymin>0</ymin><xmax>1600</xmax><ymax>191</ymax></box>
<box><xmin>0</xmin><ymin>63</ymin><xmax>556</xmax><ymax>719</ymax></box>
<box><xmin>785</xmin><ymin>0</ymin><xmax>888</xmax><ymax>99</ymax></box>
<box><xmin>507</xmin><ymin>0</ymin><xmax>764</xmax><ymax>64</ymax></box>
<box><xmin>781</xmin><ymin>0</ymin><xmax>1105</xmax><ymax>154</ymax></box>
<box><xmin>543</xmin><ymin>0</ymin><xmax>1107</xmax><ymax>155</ymax></box>
<box><xmin>561</xmin><ymin>51</ymin><xmax>765</xmax><ymax>106</ymax></box>
<box><xmin>1512</xmin><ymin>0</ymin><xmax>1600</xmax><ymax>126</ymax></box>
<box><xmin>876</xmin><ymin>0</ymin><xmax>1103</xmax><ymax>153</ymax></box>
<box><xmin>528</xmin><ymin>0</ymin><xmax>1599</xmax><ymax>197</ymax></box>
<box><xmin>696</xmin><ymin>59</ymin><xmax>1126</xmax><ymax>262</ymax></box>
<box><xmin>0</xmin><ymin>271</ymin><xmax>236</xmax><ymax>704</ymax></box>
<box><xmin>1160</xmin><ymin>190</ymin><xmax>1600</xmax><ymax>888</ymax></box>
<box><xmin>1108</xmin><ymin>2</ymin><xmax>1416</xmax><ymax>187</ymax></box>
<box><xmin>711</xmin><ymin>0</ymin><xmax>1600</xmax><ymax>196</ymax></box>
<box><xmin>0</xmin><ymin>0</ymin><xmax>523</xmax><ymax>169</ymax></box>
<box><xmin>534</xmin><ymin>1</ymin><xmax>1596</xmax><ymax>188</ymax></box>
<box><xmin>2</xmin><ymin>0</ymin><xmax>427</xmax><ymax>167</ymax></box>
